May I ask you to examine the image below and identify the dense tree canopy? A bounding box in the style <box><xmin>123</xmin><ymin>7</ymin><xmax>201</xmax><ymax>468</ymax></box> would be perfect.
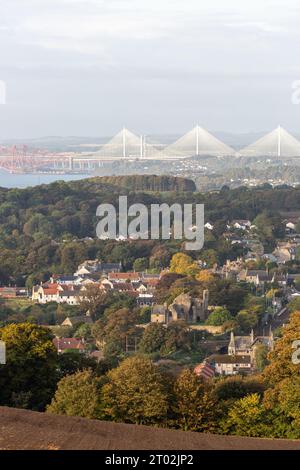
<box><xmin>101</xmin><ymin>356</ymin><xmax>169</xmax><ymax>425</ymax></box>
<box><xmin>0</xmin><ymin>178</ymin><xmax>298</xmax><ymax>284</ymax></box>
<box><xmin>0</xmin><ymin>323</ymin><xmax>58</xmax><ymax>410</ymax></box>
<box><xmin>47</xmin><ymin>369</ymin><xmax>102</xmax><ymax>419</ymax></box>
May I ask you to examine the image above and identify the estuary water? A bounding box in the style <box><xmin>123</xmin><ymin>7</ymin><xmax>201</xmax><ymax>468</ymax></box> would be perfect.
<box><xmin>0</xmin><ymin>170</ymin><xmax>90</xmax><ymax>188</ymax></box>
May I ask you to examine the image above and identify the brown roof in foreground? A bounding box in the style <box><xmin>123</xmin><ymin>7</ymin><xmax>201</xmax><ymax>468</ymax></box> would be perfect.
<box><xmin>0</xmin><ymin>406</ymin><xmax>300</xmax><ymax>450</ymax></box>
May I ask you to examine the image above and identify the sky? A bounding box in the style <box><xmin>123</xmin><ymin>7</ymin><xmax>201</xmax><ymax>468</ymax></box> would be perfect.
<box><xmin>1</xmin><ymin>0</ymin><xmax>300</xmax><ymax>139</ymax></box>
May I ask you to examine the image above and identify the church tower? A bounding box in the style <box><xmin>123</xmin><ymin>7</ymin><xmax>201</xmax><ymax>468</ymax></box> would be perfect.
<box><xmin>228</xmin><ymin>331</ymin><xmax>236</xmax><ymax>355</ymax></box>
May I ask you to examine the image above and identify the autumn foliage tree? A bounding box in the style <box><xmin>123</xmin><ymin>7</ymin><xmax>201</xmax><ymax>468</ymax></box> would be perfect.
<box><xmin>263</xmin><ymin>311</ymin><xmax>300</xmax><ymax>386</ymax></box>
<box><xmin>169</xmin><ymin>253</ymin><xmax>199</xmax><ymax>276</ymax></box>
<box><xmin>101</xmin><ymin>356</ymin><xmax>169</xmax><ymax>425</ymax></box>
<box><xmin>223</xmin><ymin>393</ymin><xmax>273</xmax><ymax>437</ymax></box>
<box><xmin>172</xmin><ymin>369</ymin><xmax>217</xmax><ymax>432</ymax></box>
<box><xmin>47</xmin><ymin>369</ymin><xmax>102</xmax><ymax>419</ymax></box>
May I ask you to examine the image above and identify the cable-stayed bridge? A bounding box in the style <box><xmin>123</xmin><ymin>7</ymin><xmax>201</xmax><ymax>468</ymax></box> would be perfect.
<box><xmin>78</xmin><ymin>125</ymin><xmax>300</xmax><ymax>161</ymax></box>
<box><xmin>2</xmin><ymin>125</ymin><xmax>300</xmax><ymax>172</ymax></box>
<box><xmin>237</xmin><ymin>126</ymin><xmax>300</xmax><ymax>158</ymax></box>
<box><xmin>79</xmin><ymin>126</ymin><xmax>235</xmax><ymax>161</ymax></box>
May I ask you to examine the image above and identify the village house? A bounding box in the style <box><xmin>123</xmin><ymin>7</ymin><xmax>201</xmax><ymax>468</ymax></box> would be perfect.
<box><xmin>0</xmin><ymin>287</ymin><xmax>29</xmax><ymax>299</ymax></box>
<box><xmin>60</xmin><ymin>316</ymin><xmax>93</xmax><ymax>328</ymax></box>
<box><xmin>50</xmin><ymin>275</ymin><xmax>82</xmax><ymax>285</ymax></box>
<box><xmin>228</xmin><ymin>329</ymin><xmax>274</xmax><ymax>359</ymax></box>
<box><xmin>273</xmin><ymin>243</ymin><xmax>297</xmax><ymax>264</ymax></box>
<box><xmin>194</xmin><ymin>361</ymin><xmax>215</xmax><ymax>380</ymax></box>
<box><xmin>57</xmin><ymin>288</ymin><xmax>81</xmax><ymax>305</ymax></box>
<box><xmin>220</xmin><ymin>258</ymin><xmax>244</xmax><ymax>281</ymax></box>
<box><xmin>244</xmin><ymin>239</ymin><xmax>264</xmax><ymax>257</ymax></box>
<box><xmin>75</xmin><ymin>260</ymin><xmax>122</xmax><ymax>277</ymax></box>
<box><xmin>285</xmin><ymin>221</ymin><xmax>296</xmax><ymax>233</ymax></box>
<box><xmin>151</xmin><ymin>304</ymin><xmax>169</xmax><ymax>323</ymax></box>
<box><xmin>32</xmin><ymin>261</ymin><xmax>162</xmax><ymax>307</ymax></box>
<box><xmin>209</xmin><ymin>354</ymin><xmax>252</xmax><ymax>375</ymax></box>
<box><xmin>53</xmin><ymin>337</ymin><xmax>85</xmax><ymax>354</ymax></box>
<box><xmin>34</xmin><ymin>283</ymin><xmax>62</xmax><ymax>303</ymax></box>
<box><xmin>137</xmin><ymin>293</ymin><xmax>154</xmax><ymax>306</ymax></box>
<box><xmin>238</xmin><ymin>269</ymin><xmax>273</xmax><ymax>286</ymax></box>
<box><xmin>33</xmin><ymin>283</ymin><xmax>82</xmax><ymax>305</ymax></box>
<box><xmin>108</xmin><ymin>272</ymin><xmax>141</xmax><ymax>283</ymax></box>
<box><xmin>223</xmin><ymin>232</ymin><xmax>243</xmax><ymax>245</ymax></box>
<box><xmin>206</xmin><ymin>329</ymin><xmax>274</xmax><ymax>376</ymax></box>
<box><xmin>230</xmin><ymin>220</ymin><xmax>252</xmax><ymax>231</ymax></box>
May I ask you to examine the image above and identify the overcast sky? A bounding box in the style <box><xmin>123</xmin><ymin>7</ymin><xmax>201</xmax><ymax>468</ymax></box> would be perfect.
<box><xmin>1</xmin><ymin>0</ymin><xmax>300</xmax><ymax>139</ymax></box>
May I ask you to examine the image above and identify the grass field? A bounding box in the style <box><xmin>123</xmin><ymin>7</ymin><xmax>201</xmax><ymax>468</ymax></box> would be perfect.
<box><xmin>0</xmin><ymin>297</ymin><xmax>34</xmax><ymax>311</ymax></box>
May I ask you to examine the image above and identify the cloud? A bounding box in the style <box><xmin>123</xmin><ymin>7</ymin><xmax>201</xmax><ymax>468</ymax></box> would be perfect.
<box><xmin>1</xmin><ymin>0</ymin><xmax>300</xmax><ymax>138</ymax></box>
<box><xmin>2</xmin><ymin>0</ymin><xmax>299</xmax><ymax>61</ymax></box>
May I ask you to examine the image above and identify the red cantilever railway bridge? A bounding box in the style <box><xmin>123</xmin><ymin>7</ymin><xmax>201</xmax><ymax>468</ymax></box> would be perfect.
<box><xmin>0</xmin><ymin>145</ymin><xmax>74</xmax><ymax>173</ymax></box>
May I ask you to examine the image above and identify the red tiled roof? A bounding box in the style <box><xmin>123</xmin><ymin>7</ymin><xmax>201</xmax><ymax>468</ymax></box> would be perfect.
<box><xmin>53</xmin><ymin>338</ymin><xmax>84</xmax><ymax>351</ymax></box>
<box><xmin>108</xmin><ymin>272</ymin><xmax>141</xmax><ymax>281</ymax></box>
<box><xmin>143</xmin><ymin>279</ymin><xmax>159</xmax><ymax>287</ymax></box>
<box><xmin>194</xmin><ymin>362</ymin><xmax>215</xmax><ymax>380</ymax></box>
<box><xmin>113</xmin><ymin>282</ymin><xmax>134</xmax><ymax>291</ymax></box>
<box><xmin>43</xmin><ymin>287</ymin><xmax>59</xmax><ymax>295</ymax></box>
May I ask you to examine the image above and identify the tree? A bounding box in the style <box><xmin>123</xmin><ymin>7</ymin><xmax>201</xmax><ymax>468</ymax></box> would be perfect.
<box><xmin>236</xmin><ymin>309</ymin><xmax>259</xmax><ymax>333</ymax></box>
<box><xmin>172</xmin><ymin>369</ymin><xmax>217</xmax><ymax>432</ymax></box>
<box><xmin>161</xmin><ymin>321</ymin><xmax>191</xmax><ymax>355</ymax></box>
<box><xmin>154</xmin><ymin>272</ymin><xmax>184</xmax><ymax>304</ymax></box>
<box><xmin>138</xmin><ymin>306</ymin><xmax>151</xmax><ymax>324</ymax></box>
<box><xmin>195</xmin><ymin>270</ymin><xmax>214</xmax><ymax>284</ymax></box>
<box><xmin>205</xmin><ymin>307</ymin><xmax>233</xmax><ymax>326</ymax></box>
<box><xmin>263</xmin><ymin>311</ymin><xmax>300</xmax><ymax>386</ymax></box>
<box><xmin>198</xmin><ymin>249</ymin><xmax>218</xmax><ymax>268</ymax></box>
<box><xmin>133</xmin><ymin>257</ymin><xmax>148</xmax><ymax>272</ymax></box>
<box><xmin>57</xmin><ymin>351</ymin><xmax>97</xmax><ymax>379</ymax></box>
<box><xmin>208</xmin><ymin>279</ymin><xmax>249</xmax><ymax>315</ymax></box>
<box><xmin>287</xmin><ymin>297</ymin><xmax>300</xmax><ymax>313</ymax></box>
<box><xmin>254</xmin><ymin>344</ymin><xmax>269</xmax><ymax>372</ymax></box>
<box><xmin>169</xmin><ymin>253</ymin><xmax>199</xmax><ymax>276</ymax></box>
<box><xmin>212</xmin><ymin>375</ymin><xmax>265</xmax><ymax>402</ymax></box>
<box><xmin>101</xmin><ymin>356</ymin><xmax>169</xmax><ymax>425</ymax></box>
<box><xmin>149</xmin><ymin>245</ymin><xmax>171</xmax><ymax>270</ymax></box>
<box><xmin>224</xmin><ymin>393</ymin><xmax>273</xmax><ymax>437</ymax></box>
<box><xmin>94</xmin><ymin>308</ymin><xmax>141</xmax><ymax>360</ymax></box>
<box><xmin>253</xmin><ymin>211</ymin><xmax>285</xmax><ymax>250</ymax></box>
<box><xmin>273</xmin><ymin>377</ymin><xmax>300</xmax><ymax>438</ymax></box>
<box><xmin>0</xmin><ymin>323</ymin><xmax>58</xmax><ymax>410</ymax></box>
<box><xmin>139</xmin><ymin>323</ymin><xmax>167</xmax><ymax>354</ymax></box>
<box><xmin>47</xmin><ymin>369</ymin><xmax>101</xmax><ymax>419</ymax></box>
<box><xmin>262</xmin><ymin>313</ymin><xmax>300</xmax><ymax>438</ymax></box>
<box><xmin>78</xmin><ymin>285</ymin><xmax>107</xmax><ymax>319</ymax></box>
<box><xmin>74</xmin><ymin>323</ymin><xmax>92</xmax><ymax>341</ymax></box>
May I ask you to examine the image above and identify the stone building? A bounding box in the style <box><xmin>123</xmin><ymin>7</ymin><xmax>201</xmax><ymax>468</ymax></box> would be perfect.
<box><xmin>228</xmin><ymin>329</ymin><xmax>274</xmax><ymax>362</ymax></box>
<box><xmin>151</xmin><ymin>290</ymin><xmax>209</xmax><ymax>324</ymax></box>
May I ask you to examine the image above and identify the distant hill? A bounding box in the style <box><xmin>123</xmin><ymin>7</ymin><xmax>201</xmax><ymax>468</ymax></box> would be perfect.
<box><xmin>1</xmin><ymin>406</ymin><xmax>300</xmax><ymax>450</ymax></box>
<box><xmin>83</xmin><ymin>175</ymin><xmax>196</xmax><ymax>192</ymax></box>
